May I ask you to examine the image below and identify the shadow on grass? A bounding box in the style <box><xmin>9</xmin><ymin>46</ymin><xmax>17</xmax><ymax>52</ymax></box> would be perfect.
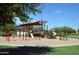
<box><xmin>0</xmin><ymin>46</ymin><xmax>53</xmax><ymax>55</ymax></box>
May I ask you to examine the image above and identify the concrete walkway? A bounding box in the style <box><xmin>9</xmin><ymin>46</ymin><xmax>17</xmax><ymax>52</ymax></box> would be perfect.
<box><xmin>0</xmin><ymin>37</ymin><xmax>79</xmax><ymax>47</ymax></box>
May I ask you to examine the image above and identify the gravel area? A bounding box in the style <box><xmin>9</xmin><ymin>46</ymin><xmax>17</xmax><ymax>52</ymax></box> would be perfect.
<box><xmin>0</xmin><ymin>36</ymin><xmax>79</xmax><ymax>47</ymax></box>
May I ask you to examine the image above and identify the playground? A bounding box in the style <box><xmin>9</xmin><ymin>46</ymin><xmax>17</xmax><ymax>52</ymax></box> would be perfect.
<box><xmin>0</xmin><ymin>20</ymin><xmax>79</xmax><ymax>49</ymax></box>
<box><xmin>0</xmin><ymin>3</ymin><xmax>79</xmax><ymax>55</ymax></box>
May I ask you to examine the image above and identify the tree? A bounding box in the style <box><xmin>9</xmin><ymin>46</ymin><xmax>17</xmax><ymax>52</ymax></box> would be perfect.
<box><xmin>52</xmin><ymin>26</ymin><xmax>76</xmax><ymax>35</ymax></box>
<box><xmin>0</xmin><ymin>3</ymin><xmax>42</xmax><ymax>31</ymax></box>
<box><xmin>77</xmin><ymin>29</ymin><xmax>79</xmax><ymax>34</ymax></box>
<box><xmin>5</xmin><ymin>24</ymin><xmax>15</xmax><ymax>31</ymax></box>
<box><xmin>52</xmin><ymin>27</ymin><xmax>62</xmax><ymax>34</ymax></box>
<box><xmin>0</xmin><ymin>3</ymin><xmax>42</xmax><ymax>26</ymax></box>
<box><xmin>61</xmin><ymin>26</ymin><xmax>76</xmax><ymax>33</ymax></box>
<box><xmin>0</xmin><ymin>26</ymin><xmax>4</xmax><ymax>31</ymax></box>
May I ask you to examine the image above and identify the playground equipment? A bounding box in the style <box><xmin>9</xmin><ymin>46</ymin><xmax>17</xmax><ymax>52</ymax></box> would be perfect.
<box><xmin>3</xmin><ymin>20</ymin><xmax>48</xmax><ymax>41</ymax></box>
<box><xmin>3</xmin><ymin>29</ymin><xmax>14</xmax><ymax>41</ymax></box>
<box><xmin>16</xmin><ymin>20</ymin><xmax>47</xmax><ymax>40</ymax></box>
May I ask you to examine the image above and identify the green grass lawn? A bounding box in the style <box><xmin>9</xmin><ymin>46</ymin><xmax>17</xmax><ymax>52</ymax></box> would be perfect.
<box><xmin>0</xmin><ymin>45</ymin><xmax>79</xmax><ymax>55</ymax></box>
<box><xmin>48</xmin><ymin>45</ymin><xmax>79</xmax><ymax>55</ymax></box>
<box><xmin>67</xmin><ymin>34</ymin><xmax>79</xmax><ymax>39</ymax></box>
<box><xmin>0</xmin><ymin>45</ymin><xmax>18</xmax><ymax>49</ymax></box>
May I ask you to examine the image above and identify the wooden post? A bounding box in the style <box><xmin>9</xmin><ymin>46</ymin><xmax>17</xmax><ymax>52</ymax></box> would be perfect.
<box><xmin>19</xmin><ymin>26</ymin><xmax>21</xmax><ymax>38</ymax></box>
<box><xmin>23</xmin><ymin>26</ymin><xmax>25</xmax><ymax>40</ymax></box>
<box><xmin>25</xmin><ymin>26</ymin><xmax>27</xmax><ymax>40</ymax></box>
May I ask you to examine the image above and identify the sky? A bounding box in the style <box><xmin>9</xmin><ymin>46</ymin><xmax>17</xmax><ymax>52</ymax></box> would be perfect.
<box><xmin>15</xmin><ymin>3</ymin><xmax>79</xmax><ymax>29</ymax></box>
